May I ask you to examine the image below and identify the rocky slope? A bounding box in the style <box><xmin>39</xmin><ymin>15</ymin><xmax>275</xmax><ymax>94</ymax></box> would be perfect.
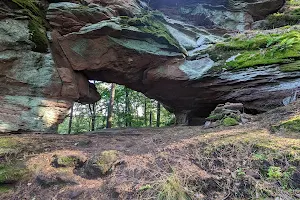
<box><xmin>0</xmin><ymin>0</ymin><xmax>300</xmax><ymax>132</ymax></box>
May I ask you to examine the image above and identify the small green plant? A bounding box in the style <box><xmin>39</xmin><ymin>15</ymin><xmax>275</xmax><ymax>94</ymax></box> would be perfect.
<box><xmin>282</xmin><ymin>167</ymin><xmax>296</xmax><ymax>189</ymax></box>
<box><xmin>158</xmin><ymin>174</ymin><xmax>191</xmax><ymax>200</ymax></box>
<box><xmin>139</xmin><ymin>184</ymin><xmax>152</xmax><ymax>191</ymax></box>
<box><xmin>236</xmin><ymin>168</ymin><xmax>246</xmax><ymax>177</ymax></box>
<box><xmin>252</xmin><ymin>153</ymin><xmax>267</xmax><ymax>161</ymax></box>
<box><xmin>267</xmin><ymin>166</ymin><xmax>282</xmax><ymax>180</ymax></box>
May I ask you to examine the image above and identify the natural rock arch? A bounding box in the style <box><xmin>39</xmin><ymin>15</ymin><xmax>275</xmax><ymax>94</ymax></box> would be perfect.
<box><xmin>0</xmin><ymin>0</ymin><xmax>299</xmax><ymax>133</ymax></box>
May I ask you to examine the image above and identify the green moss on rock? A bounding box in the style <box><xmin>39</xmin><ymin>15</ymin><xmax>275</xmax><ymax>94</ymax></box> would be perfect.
<box><xmin>28</xmin><ymin>19</ymin><xmax>48</xmax><ymax>52</ymax></box>
<box><xmin>96</xmin><ymin>150</ymin><xmax>119</xmax><ymax>175</ymax></box>
<box><xmin>120</xmin><ymin>12</ymin><xmax>187</xmax><ymax>55</ymax></box>
<box><xmin>266</xmin><ymin>12</ymin><xmax>300</xmax><ymax>29</ymax></box>
<box><xmin>215</xmin><ymin>30</ymin><xmax>300</xmax><ymax>70</ymax></box>
<box><xmin>12</xmin><ymin>0</ymin><xmax>48</xmax><ymax>52</ymax></box>
<box><xmin>280</xmin><ymin>60</ymin><xmax>300</xmax><ymax>72</ymax></box>
<box><xmin>84</xmin><ymin>150</ymin><xmax>120</xmax><ymax>178</ymax></box>
<box><xmin>222</xmin><ymin>117</ymin><xmax>239</xmax><ymax>126</ymax></box>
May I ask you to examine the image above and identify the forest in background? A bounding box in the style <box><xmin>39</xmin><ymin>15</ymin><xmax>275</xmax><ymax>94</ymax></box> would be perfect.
<box><xmin>58</xmin><ymin>82</ymin><xmax>175</xmax><ymax>134</ymax></box>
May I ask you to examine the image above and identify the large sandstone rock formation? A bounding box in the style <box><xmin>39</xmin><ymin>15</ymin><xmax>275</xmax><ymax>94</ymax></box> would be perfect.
<box><xmin>0</xmin><ymin>2</ymin><xmax>100</xmax><ymax>133</ymax></box>
<box><xmin>0</xmin><ymin>0</ymin><xmax>299</xmax><ymax>132</ymax></box>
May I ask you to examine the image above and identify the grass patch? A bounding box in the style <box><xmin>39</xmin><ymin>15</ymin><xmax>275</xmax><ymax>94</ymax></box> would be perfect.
<box><xmin>0</xmin><ymin>163</ymin><xmax>27</xmax><ymax>184</ymax></box>
<box><xmin>277</xmin><ymin>115</ymin><xmax>300</xmax><ymax>132</ymax></box>
<box><xmin>158</xmin><ymin>174</ymin><xmax>191</xmax><ymax>200</ymax></box>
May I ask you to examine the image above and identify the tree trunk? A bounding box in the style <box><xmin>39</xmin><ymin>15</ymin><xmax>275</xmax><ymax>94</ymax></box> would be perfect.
<box><xmin>89</xmin><ymin>103</ymin><xmax>96</xmax><ymax>131</ymax></box>
<box><xmin>106</xmin><ymin>83</ymin><xmax>116</xmax><ymax>128</ymax></box>
<box><xmin>156</xmin><ymin>102</ymin><xmax>161</xmax><ymax>127</ymax></box>
<box><xmin>149</xmin><ymin>111</ymin><xmax>152</xmax><ymax>127</ymax></box>
<box><xmin>125</xmin><ymin>87</ymin><xmax>131</xmax><ymax>127</ymax></box>
<box><xmin>68</xmin><ymin>103</ymin><xmax>74</xmax><ymax>134</ymax></box>
<box><xmin>144</xmin><ymin>98</ymin><xmax>147</xmax><ymax>126</ymax></box>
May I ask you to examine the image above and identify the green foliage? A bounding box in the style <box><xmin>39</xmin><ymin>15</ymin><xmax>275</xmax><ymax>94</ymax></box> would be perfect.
<box><xmin>236</xmin><ymin>168</ymin><xmax>246</xmax><ymax>177</ymax></box>
<box><xmin>158</xmin><ymin>174</ymin><xmax>190</xmax><ymax>200</ymax></box>
<box><xmin>0</xmin><ymin>164</ymin><xmax>27</xmax><ymax>184</ymax></box>
<box><xmin>12</xmin><ymin>0</ymin><xmax>48</xmax><ymax>52</ymax></box>
<box><xmin>287</xmin><ymin>0</ymin><xmax>300</xmax><ymax>6</ymax></box>
<box><xmin>58</xmin><ymin>83</ymin><xmax>175</xmax><ymax>134</ymax></box>
<box><xmin>252</xmin><ymin>153</ymin><xmax>267</xmax><ymax>161</ymax></box>
<box><xmin>222</xmin><ymin>117</ymin><xmax>239</xmax><ymax>126</ymax></box>
<box><xmin>120</xmin><ymin>12</ymin><xmax>187</xmax><ymax>55</ymax></box>
<box><xmin>267</xmin><ymin>166</ymin><xmax>283</xmax><ymax>179</ymax></box>
<box><xmin>278</xmin><ymin>115</ymin><xmax>300</xmax><ymax>132</ymax></box>
<box><xmin>217</xmin><ymin>31</ymin><xmax>300</xmax><ymax>70</ymax></box>
<box><xmin>206</xmin><ymin>113</ymin><xmax>224</xmax><ymax>121</ymax></box>
<box><xmin>56</xmin><ymin>156</ymin><xmax>80</xmax><ymax>167</ymax></box>
<box><xmin>138</xmin><ymin>184</ymin><xmax>152</xmax><ymax>191</ymax></box>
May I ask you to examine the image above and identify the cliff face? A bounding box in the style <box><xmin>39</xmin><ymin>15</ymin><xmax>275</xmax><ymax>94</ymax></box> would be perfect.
<box><xmin>0</xmin><ymin>0</ymin><xmax>299</xmax><ymax>132</ymax></box>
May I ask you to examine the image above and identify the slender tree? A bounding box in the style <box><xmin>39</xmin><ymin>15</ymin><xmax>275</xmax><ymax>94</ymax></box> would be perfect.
<box><xmin>149</xmin><ymin>111</ymin><xmax>153</xmax><ymax>127</ymax></box>
<box><xmin>144</xmin><ymin>98</ymin><xmax>147</xmax><ymax>126</ymax></box>
<box><xmin>68</xmin><ymin>103</ymin><xmax>74</xmax><ymax>134</ymax></box>
<box><xmin>106</xmin><ymin>83</ymin><xmax>116</xmax><ymax>128</ymax></box>
<box><xmin>125</xmin><ymin>87</ymin><xmax>131</xmax><ymax>127</ymax></box>
<box><xmin>156</xmin><ymin>102</ymin><xmax>161</xmax><ymax>127</ymax></box>
<box><xmin>88</xmin><ymin>103</ymin><xmax>96</xmax><ymax>131</ymax></box>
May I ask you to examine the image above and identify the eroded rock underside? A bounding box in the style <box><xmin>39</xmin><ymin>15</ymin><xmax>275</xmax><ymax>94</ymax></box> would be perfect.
<box><xmin>1</xmin><ymin>0</ymin><xmax>300</xmax><ymax>132</ymax></box>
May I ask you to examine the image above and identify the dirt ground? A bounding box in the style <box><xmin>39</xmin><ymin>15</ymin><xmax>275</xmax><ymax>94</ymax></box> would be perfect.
<box><xmin>0</xmin><ymin>101</ymin><xmax>300</xmax><ymax>200</ymax></box>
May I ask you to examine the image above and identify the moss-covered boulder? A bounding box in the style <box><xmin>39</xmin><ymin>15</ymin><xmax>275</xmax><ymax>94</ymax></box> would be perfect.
<box><xmin>83</xmin><ymin>150</ymin><xmax>120</xmax><ymax>178</ymax></box>
<box><xmin>51</xmin><ymin>154</ymin><xmax>85</xmax><ymax>168</ymax></box>
<box><xmin>205</xmin><ymin>103</ymin><xmax>251</xmax><ymax>128</ymax></box>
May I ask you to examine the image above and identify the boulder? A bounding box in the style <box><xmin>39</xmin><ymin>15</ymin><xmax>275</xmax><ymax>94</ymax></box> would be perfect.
<box><xmin>204</xmin><ymin>103</ymin><xmax>253</xmax><ymax>128</ymax></box>
<box><xmin>83</xmin><ymin>150</ymin><xmax>121</xmax><ymax>178</ymax></box>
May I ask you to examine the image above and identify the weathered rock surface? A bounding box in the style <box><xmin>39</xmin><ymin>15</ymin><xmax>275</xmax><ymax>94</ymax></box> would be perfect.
<box><xmin>148</xmin><ymin>0</ymin><xmax>285</xmax><ymax>31</ymax></box>
<box><xmin>204</xmin><ymin>102</ymin><xmax>253</xmax><ymax>128</ymax></box>
<box><xmin>0</xmin><ymin>5</ymin><xmax>100</xmax><ymax>133</ymax></box>
<box><xmin>47</xmin><ymin>1</ymin><xmax>300</xmax><ymax>125</ymax></box>
<box><xmin>1</xmin><ymin>0</ymin><xmax>299</xmax><ymax>132</ymax></box>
